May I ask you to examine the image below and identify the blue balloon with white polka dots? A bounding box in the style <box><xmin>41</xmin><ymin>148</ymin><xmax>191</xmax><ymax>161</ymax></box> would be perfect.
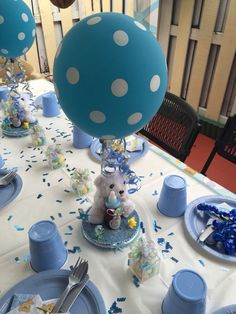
<box><xmin>0</xmin><ymin>0</ymin><xmax>35</xmax><ymax>59</ymax></box>
<box><xmin>54</xmin><ymin>13</ymin><xmax>168</xmax><ymax>139</ymax></box>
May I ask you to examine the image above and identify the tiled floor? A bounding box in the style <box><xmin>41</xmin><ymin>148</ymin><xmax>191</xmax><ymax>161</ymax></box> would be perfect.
<box><xmin>185</xmin><ymin>134</ymin><xmax>236</xmax><ymax>194</ymax></box>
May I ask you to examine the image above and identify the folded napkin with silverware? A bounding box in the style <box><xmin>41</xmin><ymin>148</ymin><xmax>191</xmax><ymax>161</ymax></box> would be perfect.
<box><xmin>197</xmin><ymin>202</ymin><xmax>236</xmax><ymax>255</ymax></box>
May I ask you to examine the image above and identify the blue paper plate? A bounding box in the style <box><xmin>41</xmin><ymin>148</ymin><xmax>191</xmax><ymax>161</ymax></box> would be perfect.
<box><xmin>0</xmin><ymin>170</ymin><xmax>23</xmax><ymax>209</ymax></box>
<box><xmin>90</xmin><ymin>136</ymin><xmax>149</xmax><ymax>164</ymax></box>
<box><xmin>184</xmin><ymin>195</ymin><xmax>236</xmax><ymax>263</ymax></box>
<box><xmin>0</xmin><ymin>269</ymin><xmax>106</xmax><ymax>314</ymax></box>
<box><xmin>2</xmin><ymin>126</ymin><xmax>30</xmax><ymax>137</ymax></box>
<box><xmin>82</xmin><ymin>210</ymin><xmax>140</xmax><ymax>249</ymax></box>
<box><xmin>0</xmin><ymin>157</ymin><xmax>4</xmax><ymax>169</ymax></box>
<box><xmin>213</xmin><ymin>304</ymin><xmax>236</xmax><ymax>314</ymax></box>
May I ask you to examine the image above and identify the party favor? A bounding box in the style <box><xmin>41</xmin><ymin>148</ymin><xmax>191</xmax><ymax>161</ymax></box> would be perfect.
<box><xmin>128</xmin><ymin>235</ymin><xmax>160</xmax><ymax>282</ymax></box>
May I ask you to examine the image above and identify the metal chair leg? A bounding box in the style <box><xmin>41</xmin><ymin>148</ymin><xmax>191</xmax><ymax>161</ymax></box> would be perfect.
<box><xmin>201</xmin><ymin>145</ymin><xmax>218</xmax><ymax>175</ymax></box>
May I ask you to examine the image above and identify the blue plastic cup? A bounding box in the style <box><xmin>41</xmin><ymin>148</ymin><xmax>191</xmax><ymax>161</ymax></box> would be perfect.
<box><xmin>73</xmin><ymin>125</ymin><xmax>93</xmax><ymax>149</ymax></box>
<box><xmin>157</xmin><ymin>175</ymin><xmax>187</xmax><ymax>217</ymax></box>
<box><xmin>28</xmin><ymin>220</ymin><xmax>68</xmax><ymax>272</ymax></box>
<box><xmin>0</xmin><ymin>86</ymin><xmax>8</xmax><ymax>109</ymax></box>
<box><xmin>162</xmin><ymin>269</ymin><xmax>207</xmax><ymax>314</ymax></box>
<box><xmin>42</xmin><ymin>92</ymin><xmax>60</xmax><ymax>117</ymax></box>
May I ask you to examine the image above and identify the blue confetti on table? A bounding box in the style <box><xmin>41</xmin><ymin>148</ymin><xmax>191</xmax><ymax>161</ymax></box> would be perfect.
<box><xmin>108</xmin><ymin>297</ymin><xmax>126</xmax><ymax>314</ymax></box>
<box><xmin>14</xmin><ymin>225</ymin><xmax>24</xmax><ymax>231</ymax></box>
<box><xmin>108</xmin><ymin>301</ymin><xmax>122</xmax><ymax>314</ymax></box>
<box><xmin>132</xmin><ymin>275</ymin><xmax>140</xmax><ymax>287</ymax></box>
<box><xmin>165</xmin><ymin>242</ymin><xmax>173</xmax><ymax>250</ymax></box>
<box><xmin>117</xmin><ymin>297</ymin><xmax>126</xmax><ymax>302</ymax></box>
<box><xmin>23</xmin><ymin>255</ymin><xmax>29</xmax><ymax>263</ymax></box>
<box><xmin>64</xmin><ymin>232</ymin><xmax>72</xmax><ymax>236</ymax></box>
<box><xmin>140</xmin><ymin>221</ymin><xmax>145</xmax><ymax>233</ymax></box>
<box><xmin>162</xmin><ymin>249</ymin><xmax>169</xmax><ymax>257</ymax></box>
<box><xmin>7</xmin><ymin>215</ymin><xmax>13</xmax><ymax>221</ymax></box>
<box><xmin>157</xmin><ymin>238</ymin><xmax>165</xmax><ymax>245</ymax></box>
<box><xmin>170</xmin><ymin>256</ymin><xmax>179</xmax><ymax>263</ymax></box>
<box><xmin>15</xmin><ymin>257</ymin><xmax>20</xmax><ymax>264</ymax></box>
<box><xmin>198</xmin><ymin>259</ymin><xmax>205</xmax><ymax>267</ymax></box>
<box><xmin>153</xmin><ymin>219</ymin><xmax>162</xmax><ymax>232</ymax></box>
<box><xmin>68</xmin><ymin>246</ymin><xmax>81</xmax><ymax>254</ymax></box>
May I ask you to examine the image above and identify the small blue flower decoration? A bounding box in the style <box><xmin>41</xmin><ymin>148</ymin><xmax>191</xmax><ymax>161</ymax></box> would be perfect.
<box><xmin>0</xmin><ymin>0</ymin><xmax>36</xmax><ymax>59</ymax></box>
<box><xmin>78</xmin><ymin>208</ymin><xmax>89</xmax><ymax>221</ymax></box>
<box><xmin>53</xmin><ymin>13</ymin><xmax>168</xmax><ymax>139</ymax></box>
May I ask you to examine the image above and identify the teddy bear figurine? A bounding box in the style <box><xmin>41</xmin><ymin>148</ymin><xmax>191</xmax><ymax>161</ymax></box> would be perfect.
<box><xmin>88</xmin><ymin>171</ymin><xmax>135</xmax><ymax>224</ymax></box>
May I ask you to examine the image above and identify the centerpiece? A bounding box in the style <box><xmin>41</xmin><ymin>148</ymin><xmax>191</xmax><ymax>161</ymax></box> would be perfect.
<box><xmin>0</xmin><ymin>0</ymin><xmax>37</xmax><ymax>137</ymax></box>
<box><xmin>53</xmin><ymin>12</ymin><xmax>167</xmax><ymax>248</ymax></box>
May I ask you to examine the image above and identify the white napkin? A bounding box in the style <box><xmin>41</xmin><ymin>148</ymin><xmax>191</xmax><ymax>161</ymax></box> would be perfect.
<box><xmin>6</xmin><ymin>295</ymin><xmax>70</xmax><ymax>314</ymax></box>
<box><xmin>7</xmin><ymin>295</ymin><xmax>42</xmax><ymax>314</ymax></box>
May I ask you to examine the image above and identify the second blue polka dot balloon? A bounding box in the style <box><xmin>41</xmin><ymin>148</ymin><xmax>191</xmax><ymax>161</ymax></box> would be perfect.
<box><xmin>0</xmin><ymin>0</ymin><xmax>35</xmax><ymax>59</ymax></box>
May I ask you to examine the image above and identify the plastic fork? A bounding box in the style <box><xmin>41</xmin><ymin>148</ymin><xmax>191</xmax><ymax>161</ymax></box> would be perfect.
<box><xmin>60</xmin><ymin>274</ymin><xmax>90</xmax><ymax>313</ymax></box>
<box><xmin>0</xmin><ymin>171</ymin><xmax>17</xmax><ymax>187</ymax></box>
<box><xmin>52</xmin><ymin>257</ymin><xmax>88</xmax><ymax>313</ymax></box>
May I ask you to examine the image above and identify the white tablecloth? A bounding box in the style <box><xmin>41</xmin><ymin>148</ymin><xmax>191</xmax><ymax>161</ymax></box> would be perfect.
<box><xmin>0</xmin><ymin>80</ymin><xmax>235</xmax><ymax>314</ymax></box>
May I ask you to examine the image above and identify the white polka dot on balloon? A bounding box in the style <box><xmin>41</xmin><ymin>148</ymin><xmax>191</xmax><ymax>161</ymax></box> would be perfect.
<box><xmin>128</xmin><ymin>112</ymin><xmax>142</xmax><ymax>125</ymax></box>
<box><xmin>21</xmin><ymin>13</ymin><xmax>29</xmax><ymax>22</ymax></box>
<box><xmin>150</xmin><ymin>75</ymin><xmax>160</xmax><ymax>92</ymax></box>
<box><xmin>101</xmin><ymin>135</ymin><xmax>115</xmax><ymax>140</ymax></box>
<box><xmin>134</xmin><ymin>21</ymin><xmax>146</xmax><ymax>31</ymax></box>
<box><xmin>89</xmin><ymin>111</ymin><xmax>106</xmax><ymax>124</ymax></box>
<box><xmin>0</xmin><ymin>16</ymin><xmax>4</xmax><ymax>24</ymax></box>
<box><xmin>113</xmin><ymin>30</ymin><xmax>129</xmax><ymax>46</ymax></box>
<box><xmin>87</xmin><ymin>16</ymin><xmax>102</xmax><ymax>25</ymax></box>
<box><xmin>32</xmin><ymin>29</ymin><xmax>36</xmax><ymax>37</ymax></box>
<box><xmin>111</xmin><ymin>79</ymin><xmax>128</xmax><ymax>97</ymax></box>
<box><xmin>22</xmin><ymin>47</ymin><xmax>28</xmax><ymax>54</ymax></box>
<box><xmin>18</xmin><ymin>32</ymin><xmax>25</xmax><ymax>40</ymax></box>
<box><xmin>66</xmin><ymin>67</ymin><xmax>80</xmax><ymax>85</ymax></box>
<box><xmin>1</xmin><ymin>49</ymin><xmax>8</xmax><ymax>54</ymax></box>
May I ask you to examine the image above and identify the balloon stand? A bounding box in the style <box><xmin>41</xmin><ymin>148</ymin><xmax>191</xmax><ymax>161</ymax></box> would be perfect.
<box><xmin>81</xmin><ymin>138</ymin><xmax>141</xmax><ymax>249</ymax></box>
